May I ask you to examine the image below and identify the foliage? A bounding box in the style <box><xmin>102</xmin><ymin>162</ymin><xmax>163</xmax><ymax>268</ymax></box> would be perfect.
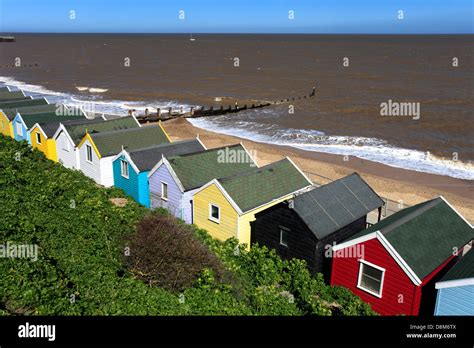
<box><xmin>124</xmin><ymin>214</ymin><xmax>229</xmax><ymax>292</ymax></box>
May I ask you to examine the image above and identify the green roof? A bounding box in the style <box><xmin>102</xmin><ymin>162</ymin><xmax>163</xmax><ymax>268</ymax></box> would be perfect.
<box><xmin>439</xmin><ymin>250</ymin><xmax>474</xmax><ymax>283</ymax></box>
<box><xmin>218</xmin><ymin>158</ymin><xmax>312</xmax><ymax>212</ymax></box>
<box><xmin>0</xmin><ymin>98</ymin><xmax>47</xmax><ymax>109</ymax></box>
<box><xmin>167</xmin><ymin>144</ymin><xmax>257</xmax><ymax>191</ymax></box>
<box><xmin>65</xmin><ymin>116</ymin><xmax>139</xmax><ymax>145</ymax></box>
<box><xmin>0</xmin><ymin>90</ymin><xmax>25</xmax><ymax>100</ymax></box>
<box><xmin>347</xmin><ymin>198</ymin><xmax>473</xmax><ymax>280</ymax></box>
<box><xmin>21</xmin><ymin>108</ymin><xmax>86</xmax><ymax>129</ymax></box>
<box><xmin>89</xmin><ymin>125</ymin><xmax>170</xmax><ymax>157</ymax></box>
<box><xmin>3</xmin><ymin>104</ymin><xmax>59</xmax><ymax>120</ymax></box>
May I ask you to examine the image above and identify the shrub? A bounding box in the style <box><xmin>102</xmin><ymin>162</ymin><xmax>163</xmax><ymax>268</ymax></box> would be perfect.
<box><xmin>124</xmin><ymin>214</ymin><xmax>229</xmax><ymax>292</ymax></box>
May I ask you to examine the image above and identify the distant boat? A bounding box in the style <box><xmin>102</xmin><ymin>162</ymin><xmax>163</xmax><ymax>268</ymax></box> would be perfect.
<box><xmin>189</xmin><ymin>34</ymin><xmax>196</xmax><ymax>41</ymax></box>
<box><xmin>0</xmin><ymin>36</ymin><xmax>15</xmax><ymax>42</ymax></box>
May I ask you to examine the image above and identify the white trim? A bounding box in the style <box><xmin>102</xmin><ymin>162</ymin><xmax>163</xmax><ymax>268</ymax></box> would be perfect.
<box><xmin>208</xmin><ymin>203</ymin><xmax>220</xmax><ymax>223</ymax></box>
<box><xmin>196</xmin><ymin>136</ymin><xmax>208</xmax><ymax>150</ymax></box>
<box><xmin>53</xmin><ymin>123</ymin><xmax>66</xmax><ymax>141</ymax></box>
<box><xmin>79</xmin><ymin>106</ymin><xmax>90</xmax><ymax>119</ymax></box>
<box><xmin>131</xmin><ymin>115</ymin><xmax>142</xmax><ymax>127</ymax></box>
<box><xmin>195</xmin><ymin>179</ymin><xmax>243</xmax><ymax>215</ymax></box>
<box><xmin>54</xmin><ymin>125</ymin><xmax>77</xmax><ymax>151</ymax></box>
<box><xmin>35</xmin><ymin>131</ymin><xmax>42</xmax><ymax>144</ymax></box>
<box><xmin>161</xmin><ymin>181</ymin><xmax>169</xmax><ymax>201</ymax></box>
<box><xmin>286</xmin><ymin>156</ymin><xmax>313</xmax><ymax>186</ymax></box>
<box><xmin>112</xmin><ymin>150</ymin><xmax>140</xmax><ymax>174</ymax></box>
<box><xmin>439</xmin><ymin>195</ymin><xmax>473</xmax><ymax>228</ymax></box>
<box><xmin>279</xmin><ymin>226</ymin><xmax>289</xmax><ymax>247</ymax></box>
<box><xmin>120</xmin><ymin>159</ymin><xmax>129</xmax><ymax>179</ymax></box>
<box><xmin>85</xmin><ymin>144</ymin><xmax>94</xmax><ymax>163</ymax></box>
<box><xmin>376</xmin><ymin>232</ymin><xmax>422</xmax><ymax>285</ymax></box>
<box><xmin>435</xmin><ymin>278</ymin><xmax>474</xmax><ymax>289</ymax></box>
<box><xmin>332</xmin><ymin>232</ymin><xmax>378</xmax><ymax>251</ymax></box>
<box><xmin>15</xmin><ymin>117</ymin><xmax>24</xmax><ymax>136</ymax></box>
<box><xmin>331</xmin><ymin>231</ymin><xmax>422</xmax><ymax>286</ymax></box>
<box><xmin>30</xmin><ymin>123</ymin><xmax>47</xmax><ymax>138</ymax></box>
<box><xmin>239</xmin><ymin>141</ymin><xmax>259</xmax><ymax>167</ymax></box>
<box><xmin>356</xmin><ymin>259</ymin><xmax>386</xmax><ymax>298</ymax></box>
<box><xmin>147</xmin><ymin>158</ymin><xmax>164</xmax><ymax>179</ymax></box>
<box><xmin>148</xmin><ymin>157</ymin><xmax>186</xmax><ymax>193</ymax></box>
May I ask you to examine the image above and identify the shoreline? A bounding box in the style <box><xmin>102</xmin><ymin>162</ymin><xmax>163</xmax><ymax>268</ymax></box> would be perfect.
<box><xmin>161</xmin><ymin>118</ymin><xmax>474</xmax><ymax>222</ymax></box>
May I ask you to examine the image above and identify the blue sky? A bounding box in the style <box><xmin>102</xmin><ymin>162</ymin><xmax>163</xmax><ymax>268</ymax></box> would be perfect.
<box><xmin>0</xmin><ymin>0</ymin><xmax>472</xmax><ymax>34</ymax></box>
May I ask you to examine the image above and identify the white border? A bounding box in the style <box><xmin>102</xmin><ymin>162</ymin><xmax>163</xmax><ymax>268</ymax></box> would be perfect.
<box><xmin>161</xmin><ymin>182</ymin><xmax>169</xmax><ymax>201</ymax></box>
<box><xmin>356</xmin><ymin>259</ymin><xmax>385</xmax><ymax>298</ymax></box>
<box><xmin>85</xmin><ymin>144</ymin><xmax>94</xmax><ymax>164</ymax></box>
<box><xmin>208</xmin><ymin>203</ymin><xmax>220</xmax><ymax>223</ymax></box>
<box><xmin>120</xmin><ymin>159</ymin><xmax>129</xmax><ymax>179</ymax></box>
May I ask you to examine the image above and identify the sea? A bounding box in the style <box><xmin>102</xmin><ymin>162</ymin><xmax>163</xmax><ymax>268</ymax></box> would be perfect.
<box><xmin>0</xmin><ymin>34</ymin><xmax>473</xmax><ymax>180</ymax></box>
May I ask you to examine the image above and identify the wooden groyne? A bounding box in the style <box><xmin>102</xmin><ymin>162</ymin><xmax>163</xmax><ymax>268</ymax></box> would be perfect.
<box><xmin>135</xmin><ymin>86</ymin><xmax>316</xmax><ymax>124</ymax></box>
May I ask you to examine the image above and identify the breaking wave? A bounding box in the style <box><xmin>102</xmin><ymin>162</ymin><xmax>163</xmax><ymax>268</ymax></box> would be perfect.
<box><xmin>188</xmin><ymin>117</ymin><xmax>474</xmax><ymax>180</ymax></box>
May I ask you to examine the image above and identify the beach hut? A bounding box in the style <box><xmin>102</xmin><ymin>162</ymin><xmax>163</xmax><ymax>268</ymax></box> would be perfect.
<box><xmin>434</xmin><ymin>249</ymin><xmax>474</xmax><ymax>316</ymax></box>
<box><xmin>147</xmin><ymin>144</ymin><xmax>257</xmax><ymax>223</ymax></box>
<box><xmin>0</xmin><ymin>89</ymin><xmax>27</xmax><ymax>103</ymax></box>
<box><xmin>331</xmin><ymin>196</ymin><xmax>473</xmax><ymax>316</ymax></box>
<box><xmin>76</xmin><ymin>123</ymin><xmax>170</xmax><ymax>187</ymax></box>
<box><xmin>112</xmin><ymin>138</ymin><xmax>205</xmax><ymax>208</ymax></box>
<box><xmin>12</xmin><ymin>103</ymin><xmax>86</xmax><ymax>144</ymax></box>
<box><xmin>251</xmin><ymin>173</ymin><xmax>384</xmax><ymax>278</ymax></box>
<box><xmin>0</xmin><ymin>90</ymin><xmax>28</xmax><ymax>137</ymax></box>
<box><xmin>29</xmin><ymin>107</ymin><xmax>88</xmax><ymax>161</ymax></box>
<box><xmin>53</xmin><ymin>115</ymin><xmax>140</xmax><ymax>170</ymax></box>
<box><xmin>192</xmin><ymin>158</ymin><xmax>313</xmax><ymax>249</ymax></box>
<box><xmin>0</xmin><ymin>98</ymin><xmax>48</xmax><ymax>139</ymax></box>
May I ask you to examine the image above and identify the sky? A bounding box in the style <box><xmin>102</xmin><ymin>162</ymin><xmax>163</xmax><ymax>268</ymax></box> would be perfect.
<box><xmin>0</xmin><ymin>0</ymin><xmax>472</xmax><ymax>34</ymax></box>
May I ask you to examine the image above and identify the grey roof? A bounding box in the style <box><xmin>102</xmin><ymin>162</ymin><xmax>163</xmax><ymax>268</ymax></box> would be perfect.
<box><xmin>291</xmin><ymin>173</ymin><xmax>384</xmax><ymax>239</ymax></box>
<box><xmin>128</xmin><ymin>139</ymin><xmax>205</xmax><ymax>172</ymax></box>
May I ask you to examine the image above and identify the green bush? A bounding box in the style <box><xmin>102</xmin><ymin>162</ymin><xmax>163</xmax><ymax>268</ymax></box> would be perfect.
<box><xmin>124</xmin><ymin>214</ymin><xmax>230</xmax><ymax>291</ymax></box>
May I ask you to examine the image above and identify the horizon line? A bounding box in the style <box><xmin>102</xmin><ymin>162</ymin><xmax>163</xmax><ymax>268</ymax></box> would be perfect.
<box><xmin>2</xmin><ymin>32</ymin><xmax>473</xmax><ymax>35</ymax></box>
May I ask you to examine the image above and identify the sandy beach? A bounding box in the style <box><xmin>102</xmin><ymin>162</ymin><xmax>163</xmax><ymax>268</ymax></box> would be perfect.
<box><xmin>161</xmin><ymin>118</ymin><xmax>474</xmax><ymax>223</ymax></box>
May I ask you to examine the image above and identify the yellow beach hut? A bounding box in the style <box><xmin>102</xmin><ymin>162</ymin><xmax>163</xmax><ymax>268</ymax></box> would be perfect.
<box><xmin>192</xmin><ymin>157</ymin><xmax>313</xmax><ymax>249</ymax></box>
<box><xmin>29</xmin><ymin>107</ymin><xmax>87</xmax><ymax>161</ymax></box>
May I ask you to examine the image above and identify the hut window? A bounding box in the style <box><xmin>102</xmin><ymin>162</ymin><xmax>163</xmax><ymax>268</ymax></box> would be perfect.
<box><xmin>62</xmin><ymin>138</ymin><xmax>70</xmax><ymax>151</ymax></box>
<box><xmin>121</xmin><ymin>160</ymin><xmax>129</xmax><ymax>178</ymax></box>
<box><xmin>16</xmin><ymin>122</ymin><xmax>23</xmax><ymax>136</ymax></box>
<box><xmin>279</xmin><ymin>227</ymin><xmax>289</xmax><ymax>247</ymax></box>
<box><xmin>161</xmin><ymin>182</ymin><xmax>168</xmax><ymax>200</ymax></box>
<box><xmin>35</xmin><ymin>132</ymin><xmax>42</xmax><ymax>144</ymax></box>
<box><xmin>357</xmin><ymin>260</ymin><xmax>385</xmax><ymax>298</ymax></box>
<box><xmin>86</xmin><ymin>144</ymin><xmax>93</xmax><ymax>163</ymax></box>
<box><xmin>1</xmin><ymin>120</ymin><xmax>5</xmax><ymax>130</ymax></box>
<box><xmin>209</xmin><ymin>204</ymin><xmax>220</xmax><ymax>223</ymax></box>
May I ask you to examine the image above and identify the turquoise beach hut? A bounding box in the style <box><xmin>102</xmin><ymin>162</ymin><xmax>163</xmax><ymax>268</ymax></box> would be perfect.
<box><xmin>112</xmin><ymin>138</ymin><xmax>205</xmax><ymax>208</ymax></box>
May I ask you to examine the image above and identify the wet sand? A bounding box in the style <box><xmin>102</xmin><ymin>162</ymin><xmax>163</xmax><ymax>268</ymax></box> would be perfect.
<box><xmin>160</xmin><ymin>118</ymin><xmax>474</xmax><ymax>222</ymax></box>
